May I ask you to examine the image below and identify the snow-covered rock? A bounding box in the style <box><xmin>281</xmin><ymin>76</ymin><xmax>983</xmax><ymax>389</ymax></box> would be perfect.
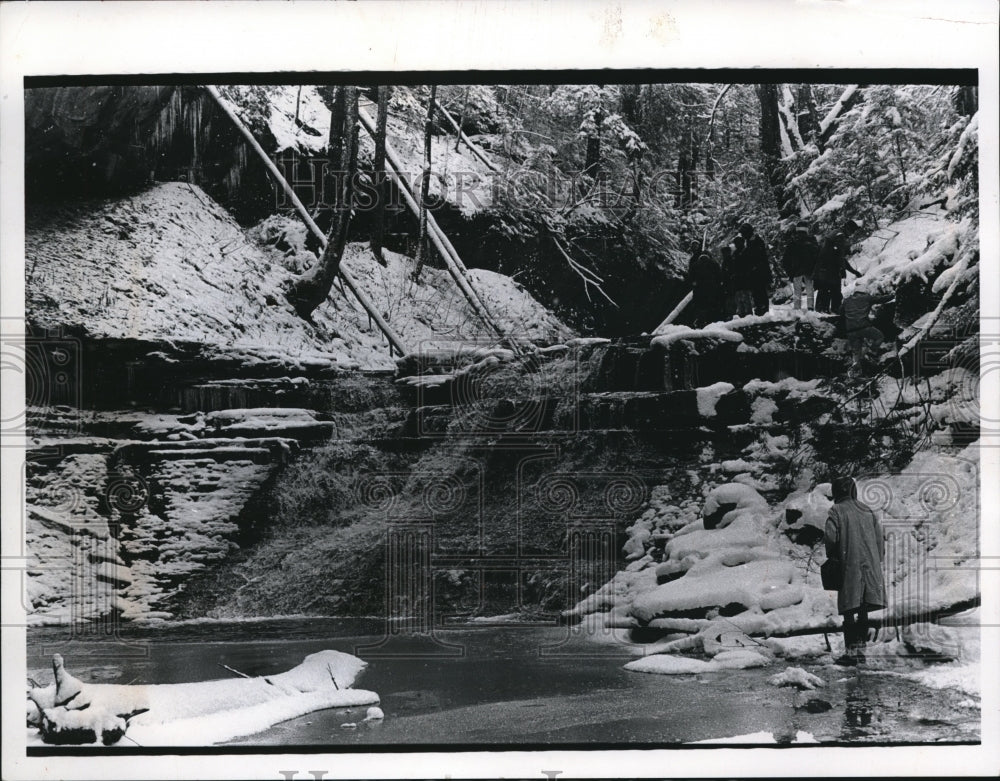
<box><xmin>768</xmin><ymin>666</ymin><xmax>825</xmax><ymax>690</ymax></box>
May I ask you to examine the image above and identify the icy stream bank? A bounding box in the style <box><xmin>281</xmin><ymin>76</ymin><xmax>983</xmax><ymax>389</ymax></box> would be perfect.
<box><xmin>26</xmin><ymin>622</ymin><xmax>980</xmax><ymax>747</ymax></box>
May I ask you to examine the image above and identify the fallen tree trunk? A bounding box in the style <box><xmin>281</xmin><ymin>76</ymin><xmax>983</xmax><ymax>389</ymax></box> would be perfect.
<box><xmin>358</xmin><ymin>105</ymin><xmax>514</xmax><ymax>349</ymax></box>
<box><xmin>204</xmin><ymin>85</ymin><xmax>407</xmax><ymax>356</ymax></box>
<box><xmin>651</xmin><ymin>291</ymin><xmax>693</xmax><ymax>335</ymax></box>
<box><xmin>628</xmin><ymin>595</ymin><xmax>980</xmax><ymax>654</ymax></box>
<box><xmin>767</xmin><ymin>595</ymin><xmax>981</xmax><ymax>639</ymax></box>
<box><xmin>432</xmin><ymin>95</ymin><xmax>500</xmax><ymax>172</ymax></box>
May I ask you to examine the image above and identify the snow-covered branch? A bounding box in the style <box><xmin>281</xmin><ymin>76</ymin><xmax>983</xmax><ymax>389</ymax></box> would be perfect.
<box><xmin>897</xmin><ymin>250</ymin><xmax>971</xmax><ymax>360</ymax></box>
<box><xmin>818</xmin><ymin>85</ymin><xmax>859</xmax><ymax>137</ymax></box>
<box><xmin>946</xmin><ymin>112</ymin><xmax>978</xmax><ymax>180</ymax></box>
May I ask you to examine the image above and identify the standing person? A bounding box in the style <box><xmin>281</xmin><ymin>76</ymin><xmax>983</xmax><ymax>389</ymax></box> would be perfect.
<box><xmin>731</xmin><ymin>235</ymin><xmax>753</xmax><ymax>317</ymax></box>
<box><xmin>737</xmin><ymin>222</ymin><xmax>771</xmax><ymax>316</ymax></box>
<box><xmin>720</xmin><ymin>243</ymin><xmax>738</xmax><ymax>318</ymax></box>
<box><xmin>686</xmin><ymin>251</ymin><xmax>724</xmax><ymax>327</ymax></box>
<box><xmin>782</xmin><ymin>220</ymin><xmax>820</xmax><ymax>310</ymax></box>
<box><xmin>824</xmin><ymin>475</ymin><xmax>886</xmax><ymax>666</ymax></box>
<box><xmin>814</xmin><ymin>222</ymin><xmax>862</xmax><ymax>313</ymax></box>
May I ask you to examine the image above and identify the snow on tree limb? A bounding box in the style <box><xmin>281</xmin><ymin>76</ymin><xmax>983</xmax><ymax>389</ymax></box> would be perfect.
<box><xmin>946</xmin><ymin>112</ymin><xmax>978</xmax><ymax>180</ymax></box>
<box><xmin>818</xmin><ymin>85</ymin><xmax>859</xmax><ymax>137</ymax></box>
<box><xmin>897</xmin><ymin>252</ymin><xmax>971</xmax><ymax>360</ymax></box>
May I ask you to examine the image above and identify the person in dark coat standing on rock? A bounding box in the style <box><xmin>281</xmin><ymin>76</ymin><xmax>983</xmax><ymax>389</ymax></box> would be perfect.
<box><xmin>686</xmin><ymin>251</ymin><xmax>724</xmax><ymax>327</ymax></box>
<box><xmin>720</xmin><ymin>243</ymin><xmax>738</xmax><ymax>317</ymax></box>
<box><xmin>814</xmin><ymin>222</ymin><xmax>862</xmax><ymax>313</ymax></box>
<box><xmin>782</xmin><ymin>221</ymin><xmax>820</xmax><ymax>310</ymax></box>
<box><xmin>736</xmin><ymin>222</ymin><xmax>771</xmax><ymax>316</ymax></box>
<box><xmin>731</xmin><ymin>236</ymin><xmax>753</xmax><ymax>316</ymax></box>
<box><xmin>824</xmin><ymin>475</ymin><xmax>886</xmax><ymax>665</ymax></box>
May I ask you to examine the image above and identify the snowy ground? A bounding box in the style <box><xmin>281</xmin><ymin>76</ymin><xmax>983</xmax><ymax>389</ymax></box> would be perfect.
<box><xmin>26</xmin><ymin>182</ymin><xmax>570</xmax><ymax>371</ymax></box>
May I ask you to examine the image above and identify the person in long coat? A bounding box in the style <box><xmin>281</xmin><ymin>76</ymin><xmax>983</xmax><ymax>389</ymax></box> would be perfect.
<box><xmin>686</xmin><ymin>252</ymin><xmax>724</xmax><ymax>326</ymax></box>
<box><xmin>824</xmin><ymin>475</ymin><xmax>886</xmax><ymax>665</ymax></box>
<box><xmin>782</xmin><ymin>221</ymin><xmax>820</xmax><ymax>310</ymax></box>
<box><xmin>737</xmin><ymin>222</ymin><xmax>771</xmax><ymax>316</ymax></box>
<box><xmin>813</xmin><ymin>222</ymin><xmax>862</xmax><ymax>313</ymax></box>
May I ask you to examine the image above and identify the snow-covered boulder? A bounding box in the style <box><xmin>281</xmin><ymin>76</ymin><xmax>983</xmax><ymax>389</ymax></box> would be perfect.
<box><xmin>768</xmin><ymin>667</ymin><xmax>826</xmax><ymax>690</ymax></box>
<box><xmin>701</xmin><ymin>482</ymin><xmax>768</xmax><ymax>529</ymax></box>
<box><xmin>902</xmin><ymin>623</ymin><xmax>962</xmax><ymax>661</ymax></box>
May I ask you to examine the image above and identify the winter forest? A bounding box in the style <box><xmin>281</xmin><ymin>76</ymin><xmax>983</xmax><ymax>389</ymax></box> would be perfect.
<box><xmin>19</xmin><ymin>76</ymin><xmax>983</xmax><ymax>749</ymax></box>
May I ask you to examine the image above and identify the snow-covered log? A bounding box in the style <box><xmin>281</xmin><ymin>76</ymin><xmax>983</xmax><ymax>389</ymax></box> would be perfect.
<box><xmin>28</xmin><ymin>651</ymin><xmax>378</xmax><ymax>746</ymax></box>
<box><xmin>432</xmin><ymin>96</ymin><xmax>500</xmax><ymax>172</ymax></box>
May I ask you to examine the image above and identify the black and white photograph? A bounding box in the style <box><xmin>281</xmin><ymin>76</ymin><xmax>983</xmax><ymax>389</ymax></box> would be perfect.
<box><xmin>2</xmin><ymin>2</ymin><xmax>998</xmax><ymax>779</ymax></box>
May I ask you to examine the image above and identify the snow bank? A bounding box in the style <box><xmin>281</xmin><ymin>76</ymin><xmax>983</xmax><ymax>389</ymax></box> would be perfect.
<box><xmin>846</xmin><ymin>211</ymin><xmax>975</xmax><ymax>299</ymax></box>
<box><xmin>26</xmin><ymin>184</ymin><xmax>571</xmax><ymax>372</ymax></box>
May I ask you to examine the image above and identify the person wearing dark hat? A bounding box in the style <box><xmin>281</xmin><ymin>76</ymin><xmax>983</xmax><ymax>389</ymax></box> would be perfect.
<box><xmin>736</xmin><ymin>222</ymin><xmax>771</xmax><ymax>316</ymax></box>
<box><xmin>782</xmin><ymin>220</ymin><xmax>820</xmax><ymax>310</ymax></box>
<box><xmin>823</xmin><ymin>475</ymin><xmax>886</xmax><ymax>666</ymax></box>
<box><xmin>814</xmin><ymin>221</ymin><xmax>862</xmax><ymax>313</ymax></box>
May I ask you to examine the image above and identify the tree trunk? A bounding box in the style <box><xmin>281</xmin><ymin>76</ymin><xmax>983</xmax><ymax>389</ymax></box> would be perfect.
<box><xmin>327</xmin><ymin>86</ymin><xmax>347</xmax><ymax>197</ymax></box>
<box><xmin>756</xmin><ymin>83</ymin><xmax>789</xmax><ymax>216</ymax></box>
<box><xmin>411</xmin><ymin>85</ymin><xmax>436</xmax><ymax>282</ymax></box>
<box><xmin>796</xmin><ymin>84</ymin><xmax>821</xmax><ymax>143</ymax></box>
<box><xmin>676</xmin><ymin>130</ymin><xmax>688</xmax><ymax>208</ymax></box>
<box><xmin>286</xmin><ymin>86</ymin><xmax>358</xmax><ymax>319</ymax></box>
<box><xmin>620</xmin><ymin>83</ymin><xmax>642</xmax><ymax>126</ymax></box>
<box><xmin>454</xmin><ymin>86</ymin><xmax>470</xmax><ymax>151</ymax></box>
<box><xmin>953</xmin><ymin>85</ymin><xmax>978</xmax><ymax>116</ymax></box>
<box><xmin>583</xmin><ymin>108</ymin><xmax>604</xmax><ymax>181</ymax></box>
<box><xmin>371</xmin><ymin>85</ymin><xmax>390</xmax><ymax>266</ymax></box>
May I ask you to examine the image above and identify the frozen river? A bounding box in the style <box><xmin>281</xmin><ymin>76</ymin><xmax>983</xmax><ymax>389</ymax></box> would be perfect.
<box><xmin>27</xmin><ymin>619</ymin><xmax>979</xmax><ymax>747</ymax></box>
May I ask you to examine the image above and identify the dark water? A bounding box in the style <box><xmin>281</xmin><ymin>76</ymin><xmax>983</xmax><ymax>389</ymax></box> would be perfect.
<box><xmin>27</xmin><ymin>619</ymin><xmax>980</xmax><ymax>747</ymax></box>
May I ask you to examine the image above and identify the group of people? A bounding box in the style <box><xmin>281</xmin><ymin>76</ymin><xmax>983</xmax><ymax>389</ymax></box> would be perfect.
<box><xmin>685</xmin><ymin>222</ymin><xmax>771</xmax><ymax>327</ymax></box>
<box><xmin>686</xmin><ymin>219</ymin><xmax>871</xmax><ymax>319</ymax></box>
<box><xmin>683</xmin><ymin>218</ymin><xmax>891</xmax><ymax>370</ymax></box>
<box><xmin>781</xmin><ymin>219</ymin><xmax>863</xmax><ymax>313</ymax></box>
